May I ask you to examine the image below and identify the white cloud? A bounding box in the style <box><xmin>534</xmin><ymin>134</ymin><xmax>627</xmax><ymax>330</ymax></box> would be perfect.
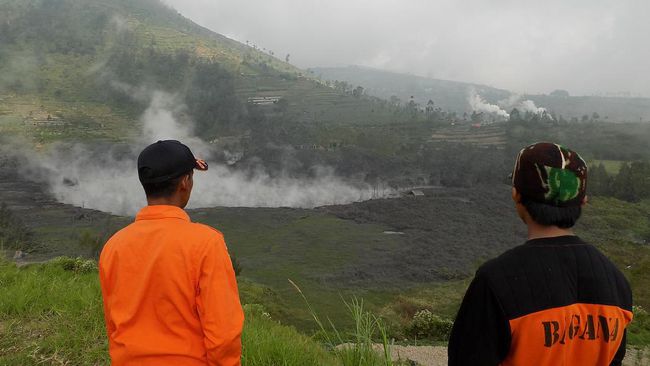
<box><xmin>163</xmin><ymin>0</ymin><xmax>650</xmax><ymax>96</ymax></box>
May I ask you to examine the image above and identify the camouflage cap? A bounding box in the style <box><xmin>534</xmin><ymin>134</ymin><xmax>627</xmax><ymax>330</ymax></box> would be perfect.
<box><xmin>512</xmin><ymin>142</ymin><xmax>588</xmax><ymax>207</ymax></box>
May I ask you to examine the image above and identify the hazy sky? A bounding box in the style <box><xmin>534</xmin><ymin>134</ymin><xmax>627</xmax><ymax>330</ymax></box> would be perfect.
<box><xmin>163</xmin><ymin>0</ymin><xmax>649</xmax><ymax>96</ymax></box>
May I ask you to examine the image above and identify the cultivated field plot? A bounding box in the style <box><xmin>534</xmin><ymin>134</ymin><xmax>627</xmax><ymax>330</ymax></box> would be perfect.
<box><xmin>430</xmin><ymin>124</ymin><xmax>507</xmax><ymax>149</ymax></box>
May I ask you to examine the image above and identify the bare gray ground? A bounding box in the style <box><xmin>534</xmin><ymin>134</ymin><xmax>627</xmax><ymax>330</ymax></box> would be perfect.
<box><xmin>372</xmin><ymin>345</ymin><xmax>649</xmax><ymax>366</ymax></box>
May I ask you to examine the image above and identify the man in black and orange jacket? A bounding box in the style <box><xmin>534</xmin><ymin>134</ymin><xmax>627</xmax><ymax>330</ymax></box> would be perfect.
<box><xmin>100</xmin><ymin>140</ymin><xmax>243</xmax><ymax>366</ymax></box>
<box><xmin>448</xmin><ymin>142</ymin><xmax>633</xmax><ymax>365</ymax></box>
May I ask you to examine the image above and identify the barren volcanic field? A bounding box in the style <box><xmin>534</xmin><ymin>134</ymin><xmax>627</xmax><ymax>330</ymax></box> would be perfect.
<box><xmin>0</xmin><ymin>157</ymin><xmax>526</xmax><ymax>281</ymax></box>
<box><xmin>0</xmin><ymin>155</ymin><xmax>528</xmax><ymax>327</ymax></box>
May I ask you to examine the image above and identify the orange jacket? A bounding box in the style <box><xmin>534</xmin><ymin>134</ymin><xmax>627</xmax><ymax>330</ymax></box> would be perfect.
<box><xmin>99</xmin><ymin>205</ymin><xmax>244</xmax><ymax>366</ymax></box>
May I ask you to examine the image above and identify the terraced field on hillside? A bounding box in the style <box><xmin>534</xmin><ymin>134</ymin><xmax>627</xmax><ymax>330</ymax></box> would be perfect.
<box><xmin>0</xmin><ymin>94</ymin><xmax>137</xmax><ymax>143</ymax></box>
<box><xmin>430</xmin><ymin>123</ymin><xmax>507</xmax><ymax>148</ymax></box>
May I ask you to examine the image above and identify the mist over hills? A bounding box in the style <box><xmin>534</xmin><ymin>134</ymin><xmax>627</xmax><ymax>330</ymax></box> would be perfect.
<box><xmin>312</xmin><ymin>66</ymin><xmax>650</xmax><ymax>122</ymax></box>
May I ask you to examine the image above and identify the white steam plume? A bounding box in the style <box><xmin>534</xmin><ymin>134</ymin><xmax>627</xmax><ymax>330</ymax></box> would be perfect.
<box><xmin>140</xmin><ymin>91</ymin><xmax>210</xmax><ymax>156</ymax></box>
<box><xmin>11</xmin><ymin>91</ymin><xmax>379</xmax><ymax>216</ymax></box>
<box><xmin>516</xmin><ymin>99</ymin><xmax>549</xmax><ymax>116</ymax></box>
<box><xmin>467</xmin><ymin>88</ymin><xmax>510</xmax><ymax>119</ymax></box>
<box><xmin>498</xmin><ymin>94</ymin><xmax>551</xmax><ymax>118</ymax></box>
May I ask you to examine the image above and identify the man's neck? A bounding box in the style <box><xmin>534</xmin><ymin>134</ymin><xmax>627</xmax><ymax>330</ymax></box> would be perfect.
<box><xmin>147</xmin><ymin>197</ymin><xmax>185</xmax><ymax>208</ymax></box>
<box><xmin>527</xmin><ymin>222</ymin><xmax>574</xmax><ymax>240</ymax></box>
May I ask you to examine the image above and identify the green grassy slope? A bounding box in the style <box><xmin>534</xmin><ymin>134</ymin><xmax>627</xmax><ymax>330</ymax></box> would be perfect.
<box><xmin>0</xmin><ymin>0</ymin><xmax>300</xmax><ymax>77</ymax></box>
<box><xmin>0</xmin><ymin>258</ymin><xmax>340</xmax><ymax>365</ymax></box>
<box><xmin>1</xmin><ymin>258</ymin><xmax>647</xmax><ymax>365</ymax></box>
<box><xmin>579</xmin><ymin>199</ymin><xmax>650</xmax><ymax>311</ymax></box>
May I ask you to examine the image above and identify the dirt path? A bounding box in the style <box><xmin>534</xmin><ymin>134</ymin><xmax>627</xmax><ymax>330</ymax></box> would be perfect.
<box><xmin>383</xmin><ymin>345</ymin><xmax>446</xmax><ymax>366</ymax></box>
<box><xmin>624</xmin><ymin>348</ymin><xmax>650</xmax><ymax>366</ymax></box>
<box><xmin>374</xmin><ymin>345</ymin><xmax>649</xmax><ymax>366</ymax></box>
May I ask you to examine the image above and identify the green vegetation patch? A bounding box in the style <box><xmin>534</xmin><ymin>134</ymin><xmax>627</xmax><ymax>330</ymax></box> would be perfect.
<box><xmin>0</xmin><ymin>259</ymin><xmax>106</xmax><ymax>365</ymax></box>
<box><xmin>578</xmin><ymin>198</ymin><xmax>650</xmax><ymax>345</ymax></box>
<box><xmin>0</xmin><ymin>258</ymin><xmax>345</xmax><ymax>366</ymax></box>
<box><xmin>242</xmin><ymin>304</ymin><xmax>338</xmax><ymax>366</ymax></box>
<box><xmin>592</xmin><ymin>160</ymin><xmax>625</xmax><ymax>175</ymax></box>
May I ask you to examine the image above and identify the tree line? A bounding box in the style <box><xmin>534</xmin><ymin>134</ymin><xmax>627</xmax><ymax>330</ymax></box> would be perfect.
<box><xmin>590</xmin><ymin>161</ymin><xmax>650</xmax><ymax>202</ymax></box>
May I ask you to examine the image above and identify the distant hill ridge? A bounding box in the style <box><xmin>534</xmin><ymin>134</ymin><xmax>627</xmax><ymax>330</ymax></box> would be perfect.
<box><xmin>311</xmin><ymin>66</ymin><xmax>650</xmax><ymax>122</ymax></box>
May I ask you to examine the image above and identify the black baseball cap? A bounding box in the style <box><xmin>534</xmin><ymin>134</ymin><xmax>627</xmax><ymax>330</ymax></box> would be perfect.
<box><xmin>137</xmin><ymin>140</ymin><xmax>208</xmax><ymax>184</ymax></box>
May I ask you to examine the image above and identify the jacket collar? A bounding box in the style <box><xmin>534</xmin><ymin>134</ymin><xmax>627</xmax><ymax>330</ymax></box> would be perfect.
<box><xmin>525</xmin><ymin>235</ymin><xmax>585</xmax><ymax>246</ymax></box>
<box><xmin>135</xmin><ymin>205</ymin><xmax>191</xmax><ymax>222</ymax></box>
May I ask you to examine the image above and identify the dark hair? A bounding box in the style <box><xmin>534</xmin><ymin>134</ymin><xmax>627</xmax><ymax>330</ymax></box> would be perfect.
<box><xmin>522</xmin><ymin>198</ymin><xmax>582</xmax><ymax>228</ymax></box>
<box><xmin>141</xmin><ymin>173</ymin><xmax>189</xmax><ymax>198</ymax></box>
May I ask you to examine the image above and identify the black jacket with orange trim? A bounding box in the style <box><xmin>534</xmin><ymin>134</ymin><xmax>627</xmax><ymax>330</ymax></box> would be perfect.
<box><xmin>448</xmin><ymin>235</ymin><xmax>633</xmax><ymax>366</ymax></box>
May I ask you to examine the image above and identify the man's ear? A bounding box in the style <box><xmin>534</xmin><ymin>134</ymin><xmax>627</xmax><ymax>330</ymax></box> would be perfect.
<box><xmin>512</xmin><ymin>187</ymin><xmax>522</xmax><ymax>204</ymax></box>
<box><xmin>581</xmin><ymin>195</ymin><xmax>589</xmax><ymax>206</ymax></box>
<box><xmin>179</xmin><ymin>174</ymin><xmax>191</xmax><ymax>191</ymax></box>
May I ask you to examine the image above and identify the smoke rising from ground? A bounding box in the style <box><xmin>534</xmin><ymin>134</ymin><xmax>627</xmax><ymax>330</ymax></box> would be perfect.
<box><xmin>498</xmin><ymin>94</ymin><xmax>549</xmax><ymax>117</ymax></box>
<box><xmin>7</xmin><ymin>91</ymin><xmax>377</xmax><ymax>216</ymax></box>
<box><xmin>468</xmin><ymin>88</ymin><xmax>510</xmax><ymax>119</ymax></box>
<box><xmin>468</xmin><ymin>88</ymin><xmax>551</xmax><ymax>120</ymax></box>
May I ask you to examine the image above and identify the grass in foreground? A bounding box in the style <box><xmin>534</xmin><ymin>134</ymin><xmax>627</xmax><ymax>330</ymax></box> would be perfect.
<box><xmin>0</xmin><ymin>258</ymin><xmax>106</xmax><ymax>365</ymax></box>
<box><xmin>290</xmin><ymin>279</ymin><xmax>394</xmax><ymax>366</ymax></box>
<box><xmin>0</xmin><ymin>256</ymin><xmax>427</xmax><ymax>365</ymax></box>
<box><xmin>0</xmin><ymin>258</ymin><xmax>342</xmax><ymax>365</ymax></box>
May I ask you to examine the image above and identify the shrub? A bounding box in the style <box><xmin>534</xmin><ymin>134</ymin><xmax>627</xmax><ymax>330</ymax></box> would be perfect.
<box><xmin>407</xmin><ymin>309</ymin><xmax>453</xmax><ymax>341</ymax></box>
<box><xmin>629</xmin><ymin>305</ymin><xmax>650</xmax><ymax>345</ymax></box>
<box><xmin>49</xmin><ymin>256</ymin><xmax>98</xmax><ymax>274</ymax></box>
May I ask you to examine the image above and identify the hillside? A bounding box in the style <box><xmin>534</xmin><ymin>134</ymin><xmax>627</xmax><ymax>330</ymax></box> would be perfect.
<box><xmin>4</xmin><ymin>0</ymin><xmax>649</xmax><ymax>190</ymax></box>
<box><xmin>0</xmin><ymin>0</ymin><xmax>400</xmax><ymax>147</ymax></box>
<box><xmin>312</xmin><ymin>66</ymin><xmax>650</xmax><ymax>122</ymax></box>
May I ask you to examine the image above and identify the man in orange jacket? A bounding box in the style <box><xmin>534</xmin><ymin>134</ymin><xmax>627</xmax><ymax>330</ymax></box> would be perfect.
<box><xmin>100</xmin><ymin>140</ymin><xmax>244</xmax><ymax>366</ymax></box>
